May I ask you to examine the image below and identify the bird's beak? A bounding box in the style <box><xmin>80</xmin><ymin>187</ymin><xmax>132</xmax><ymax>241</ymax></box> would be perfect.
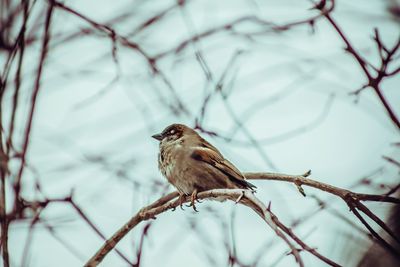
<box><xmin>151</xmin><ymin>133</ymin><xmax>163</xmax><ymax>141</ymax></box>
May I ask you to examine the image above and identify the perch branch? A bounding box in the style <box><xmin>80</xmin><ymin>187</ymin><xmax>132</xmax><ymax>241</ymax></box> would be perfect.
<box><xmin>245</xmin><ymin>171</ymin><xmax>400</xmax><ymax>258</ymax></box>
<box><xmin>85</xmin><ymin>188</ymin><xmax>342</xmax><ymax>267</ymax></box>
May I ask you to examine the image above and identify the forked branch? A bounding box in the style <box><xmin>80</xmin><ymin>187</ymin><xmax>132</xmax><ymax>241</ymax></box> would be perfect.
<box><xmin>85</xmin><ymin>188</ymin><xmax>342</xmax><ymax>267</ymax></box>
<box><xmin>85</xmin><ymin>170</ymin><xmax>400</xmax><ymax>266</ymax></box>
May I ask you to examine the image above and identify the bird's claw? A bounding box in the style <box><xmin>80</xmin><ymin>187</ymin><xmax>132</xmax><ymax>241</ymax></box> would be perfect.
<box><xmin>189</xmin><ymin>189</ymin><xmax>199</xmax><ymax>212</ymax></box>
<box><xmin>174</xmin><ymin>191</ymin><xmax>200</xmax><ymax>212</ymax></box>
<box><xmin>173</xmin><ymin>194</ymin><xmax>186</xmax><ymax>211</ymax></box>
<box><xmin>188</xmin><ymin>202</ymin><xmax>198</xmax><ymax>212</ymax></box>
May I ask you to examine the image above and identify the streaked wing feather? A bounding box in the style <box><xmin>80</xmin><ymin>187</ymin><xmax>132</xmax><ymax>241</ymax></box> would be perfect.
<box><xmin>191</xmin><ymin>147</ymin><xmax>256</xmax><ymax>189</ymax></box>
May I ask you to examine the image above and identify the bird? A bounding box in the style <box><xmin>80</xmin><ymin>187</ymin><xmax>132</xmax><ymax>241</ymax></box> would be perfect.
<box><xmin>152</xmin><ymin>123</ymin><xmax>256</xmax><ymax>211</ymax></box>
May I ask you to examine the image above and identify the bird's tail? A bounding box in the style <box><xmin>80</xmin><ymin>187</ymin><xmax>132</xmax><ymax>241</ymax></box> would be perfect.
<box><xmin>231</xmin><ymin>177</ymin><xmax>257</xmax><ymax>192</ymax></box>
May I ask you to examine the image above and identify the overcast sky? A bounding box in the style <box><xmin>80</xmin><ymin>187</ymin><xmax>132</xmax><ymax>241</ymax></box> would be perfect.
<box><xmin>3</xmin><ymin>0</ymin><xmax>400</xmax><ymax>266</ymax></box>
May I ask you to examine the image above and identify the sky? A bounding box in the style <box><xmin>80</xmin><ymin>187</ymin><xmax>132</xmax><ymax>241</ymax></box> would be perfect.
<box><xmin>2</xmin><ymin>0</ymin><xmax>400</xmax><ymax>266</ymax></box>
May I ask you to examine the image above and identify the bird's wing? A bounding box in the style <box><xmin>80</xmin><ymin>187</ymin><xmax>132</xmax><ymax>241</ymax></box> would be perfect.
<box><xmin>190</xmin><ymin>146</ymin><xmax>256</xmax><ymax>190</ymax></box>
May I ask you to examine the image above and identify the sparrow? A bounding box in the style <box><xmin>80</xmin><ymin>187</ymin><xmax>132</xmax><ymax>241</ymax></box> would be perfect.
<box><xmin>152</xmin><ymin>123</ymin><xmax>256</xmax><ymax>211</ymax></box>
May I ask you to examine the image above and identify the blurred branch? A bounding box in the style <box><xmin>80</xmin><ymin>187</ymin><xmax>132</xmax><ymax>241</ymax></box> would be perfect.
<box><xmin>317</xmin><ymin>0</ymin><xmax>400</xmax><ymax>130</ymax></box>
<box><xmin>383</xmin><ymin>156</ymin><xmax>400</xmax><ymax>169</ymax></box>
<box><xmin>205</xmin><ymin>92</ymin><xmax>335</xmax><ymax>147</ymax></box>
<box><xmin>386</xmin><ymin>184</ymin><xmax>400</xmax><ymax>197</ymax></box>
<box><xmin>134</xmin><ymin>222</ymin><xmax>152</xmax><ymax>267</ymax></box>
<box><xmin>69</xmin><ymin>200</ymin><xmax>135</xmax><ymax>265</ymax></box>
<box><xmin>48</xmin><ymin>0</ymin><xmax>189</xmax><ymax>115</ymax></box>
<box><xmin>0</xmin><ymin>190</ymin><xmax>135</xmax><ymax>266</ymax></box>
<box><xmin>14</xmin><ymin>0</ymin><xmax>54</xmax><ymax>198</ymax></box>
<box><xmin>1</xmin><ymin>2</ymin><xmax>54</xmax><ymax>266</ymax></box>
<box><xmin>6</xmin><ymin>0</ymin><xmax>29</xmax><ymax>155</ymax></box>
<box><xmin>155</xmin><ymin>2</ymin><xmax>335</xmax><ymax>60</ymax></box>
<box><xmin>0</xmin><ymin>123</ymin><xmax>9</xmax><ymax>267</ymax></box>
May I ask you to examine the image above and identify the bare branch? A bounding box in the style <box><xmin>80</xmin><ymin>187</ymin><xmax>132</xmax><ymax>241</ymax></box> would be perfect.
<box><xmin>244</xmin><ymin>172</ymin><xmax>400</xmax><ymax>204</ymax></box>
<box><xmin>321</xmin><ymin>1</ymin><xmax>400</xmax><ymax>130</ymax></box>
<box><xmin>14</xmin><ymin>0</ymin><xmax>55</xmax><ymax>197</ymax></box>
<box><xmin>85</xmin><ymin>188</ymin><xmax>342</xmax><ymax>267</ymax></box>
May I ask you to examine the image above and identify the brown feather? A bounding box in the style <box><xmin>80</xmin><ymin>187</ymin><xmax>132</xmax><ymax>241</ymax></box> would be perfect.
<box><xmin>191</xmin><ymin>147</ymin><xmax>256</xmax><ymax>190</ymax></box>
<box><xmin>154</xmin><ymin>123</ymin><xmax>257</xmax><ymax>197</ymax></box>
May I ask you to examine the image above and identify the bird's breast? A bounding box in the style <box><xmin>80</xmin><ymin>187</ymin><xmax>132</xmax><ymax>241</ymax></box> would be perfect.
<box><xmin>159</xmin><ymin>143</ymin><xmax>184</xmax><ymax>180</ymax></box>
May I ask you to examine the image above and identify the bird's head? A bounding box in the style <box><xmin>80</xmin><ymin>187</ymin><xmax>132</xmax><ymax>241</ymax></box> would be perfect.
<box><xmin>152</xmin><ymin>124</ymin><xmax>196</xmax><ymax>144</ymax></box>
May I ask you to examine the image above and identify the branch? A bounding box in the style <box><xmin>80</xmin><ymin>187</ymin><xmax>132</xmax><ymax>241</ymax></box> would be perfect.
<box><xmin>85</xmin><ymin>189</ymin><xmax>341</xmax><ymax>267</ymax></box>
<box><xmin>48</xmin><ymin>0</ymin><xmax>189</xmax><ymax>115</ymax></box>
<box><xmin>85</xmin><ymin>169</ymin><xmax>400</xmax><ymax>266</ymax></box>
<box><xmin>244</xmin><ymin>171</ymin><xmax>400</xmax><ymax>258</ymax></box>
<box><xmin>14</xmin><ymin>1</ymin><xmax>54</xmax><ymax>197</ymax></box>
<box><xmin>320</xmin><ymin>1</ymin><xmax>400</xmax><ymax>130</ymax></box>
<box><xmin>244</xmin><ymin>172</ymin><xmax>400</xmax><ymax>204</ymax></box>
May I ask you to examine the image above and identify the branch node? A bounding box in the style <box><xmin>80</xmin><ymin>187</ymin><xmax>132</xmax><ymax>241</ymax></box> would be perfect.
<box><xmin>266</xmin><ymin>201</ymin><xmax>272</xmax><ymax>211</ymax></box>
<box><xmin>235</xmin><ymin>190</ymin><xmax>245</xmax><ymax>204</ymax></box>
<box><xmin>302</xmin><ymin>170</ymin><xmax>312</xmax><ymax>177</ymax></box>
<box><xmin>138</xmin><ymin>208</ymin><xmax>149</xmax><ymax>220</ymax></box>
<box><xmin>296</xmin><ymin>184</ymin><xmax>307</xmax><ymax>197</ymax></box>
<box><xmin>310</xmin><ymin>0</ymin><xmax>326</xmax><ymax>11</ymax></box>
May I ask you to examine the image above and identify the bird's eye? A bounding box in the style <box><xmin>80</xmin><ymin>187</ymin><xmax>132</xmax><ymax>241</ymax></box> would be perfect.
<box><xmin>169</xmin><ymin>129</ymin><xmax>175</xmax><ymax>135</ymax></box>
